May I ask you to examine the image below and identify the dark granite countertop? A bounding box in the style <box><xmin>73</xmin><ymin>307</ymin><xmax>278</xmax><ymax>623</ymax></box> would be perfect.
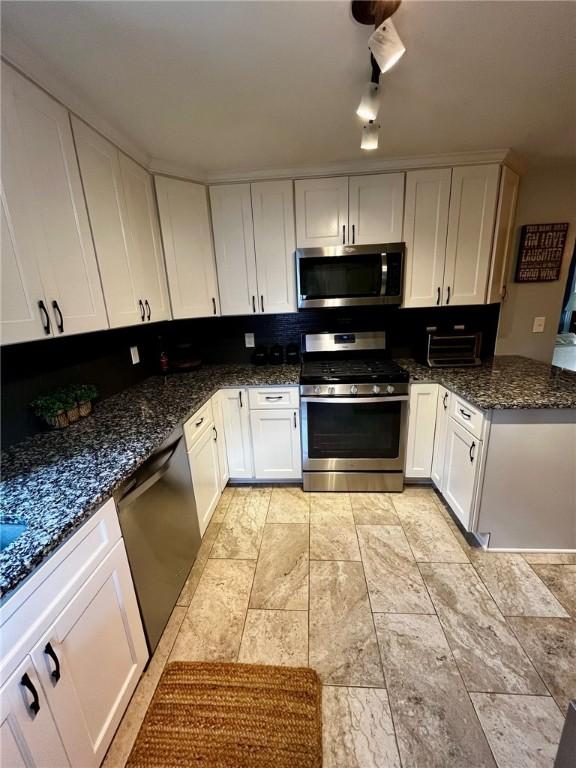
<box><xmin>397</xmin><ymin>355</ymin><xmax>576</xmax><ymax>410</ymax></box>
<box><xmin>1</xmin><ymin>355</ymin><xmax>574</xmax><ymax>599</ymax></box>
<box><xmin>0</xmin><ymin>364</ymin><xmax>299</xmax><ymax>599</ymax></box>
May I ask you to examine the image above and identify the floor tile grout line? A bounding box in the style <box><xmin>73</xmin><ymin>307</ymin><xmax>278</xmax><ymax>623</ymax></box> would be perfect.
<box><xmin>521</xmin><ymin>559</ymin><xmax>575</xmax><ymax>617</ymax></box>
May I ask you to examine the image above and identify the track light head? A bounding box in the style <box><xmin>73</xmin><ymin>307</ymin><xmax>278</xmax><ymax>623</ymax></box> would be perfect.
<box><xmin>369</xmin><ymin>18</ymin><xmax>406</xmax><ymax>74</ymax></box>
<box><xmin>361</xmin><ymin>120</ymin><xmax>379</xmax><ymax>150</ymax></box>
<box><xmin>356</xmin><ymin>82</ymin><xmax>380</xmax><ymax>121</ymax></box>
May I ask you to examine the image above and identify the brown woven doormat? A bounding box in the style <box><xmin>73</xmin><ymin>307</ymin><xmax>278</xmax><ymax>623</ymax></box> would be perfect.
<box><xmin>126</xmin><ymin>661</ymin><xmax>322</xmax><ymax>768</ymax></box>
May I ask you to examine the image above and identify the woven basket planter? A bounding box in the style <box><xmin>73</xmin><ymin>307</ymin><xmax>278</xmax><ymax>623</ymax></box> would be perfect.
<box><xmin>78</xmin><ymin>400</ymin><xmax>92</xmax><ymax>417</ymax></box>
<box><xmin>66</xmin><ymin>406</ymin><xmax>81</xmax><ymax>423</ymax></box>
<box><xmin>48</xmin><ymin>411</ymin><xmax>70</xmax><ymax>429</ymax></box>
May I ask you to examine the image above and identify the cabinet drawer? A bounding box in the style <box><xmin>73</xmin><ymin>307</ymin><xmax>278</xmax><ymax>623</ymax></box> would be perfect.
<box><xmin>184</xmin><ymin>400</ymin><xmax>214</xmax><ymax>449</ymax></box>
<box><xmin>450</xmin><ymin>395</ymin><xmax>484</xmax><ymax>440</ymax></box>
<box><xmin>248</xmin><ymin>387</ymin><xmax>299</xmax><ymax>410</ymax></box>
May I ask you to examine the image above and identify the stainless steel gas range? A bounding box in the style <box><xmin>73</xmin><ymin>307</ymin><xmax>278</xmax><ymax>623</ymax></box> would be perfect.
<box><xmin>300</xmin><ymin>331</ymin><xmax>409</xmax><ymax>492</ymax></box>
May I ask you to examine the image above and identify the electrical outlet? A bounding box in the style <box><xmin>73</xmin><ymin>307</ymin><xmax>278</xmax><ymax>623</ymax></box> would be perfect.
<box><xmin>130</xmin><ymin>345</ymin><xmax>140</xmax><ymax>364</ymax></box>
<box><xmin>245</xmin><ymin>333</ymin><xmax>255</xmax><ymax>348</ymax></box>
<box><xmin>532</xmin><ymin>317</ymin><xmax>546</xmax><ymax>333</ymax></box>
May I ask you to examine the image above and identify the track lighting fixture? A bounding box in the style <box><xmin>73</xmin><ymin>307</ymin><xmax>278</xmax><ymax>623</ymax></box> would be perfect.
<box><xmin>361</xmin><ymin>120</ymin><xmax>379</xmax><ymax>150</ymax></box>
<box><xmin>356</xmin><ymin>54</ymin><xmax>382</xmax><ymax>121</ymax></box>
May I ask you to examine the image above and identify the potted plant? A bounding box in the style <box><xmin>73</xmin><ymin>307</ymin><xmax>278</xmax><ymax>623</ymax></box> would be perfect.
<box><xmin>74</xmin><ymin>384</ymin><xmax>98</xmax><ymax>417</ymax></box>
<box><xmin>60</xmin><ymin>388</ymin><xmax>80</xmax><ymax>423</ymax></box>
<box><xmin>31</xmin><ymin>393</ymin><xmax>70</xmax><ymax>429</ymax></box>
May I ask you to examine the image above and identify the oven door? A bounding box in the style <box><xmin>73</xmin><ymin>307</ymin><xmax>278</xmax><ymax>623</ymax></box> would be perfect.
<box><xmin>296</xmin><ymin>245</ymin><xmax>403</xmax><ymax>308</ymax></box>
<box><xmin>301</xmin><ymin>396</ymin><xmax>408</xmax><ymax>471</ymax></box>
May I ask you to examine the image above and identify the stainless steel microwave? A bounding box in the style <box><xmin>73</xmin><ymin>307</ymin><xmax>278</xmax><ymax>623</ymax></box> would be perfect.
<box><xmin>296</xmin><ymin>243</ymin><xmax>405</xmax><ymax>309</ymax></box>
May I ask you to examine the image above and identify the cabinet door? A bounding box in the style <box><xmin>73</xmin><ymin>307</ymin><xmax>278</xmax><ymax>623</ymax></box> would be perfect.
<box><xmin>210</xmin><ymin>184</ymin><xmax>258</xmax><ymax>316</ymax></box>
<box><xmin>30</xmin><ymin>540</ymin><xmax>148</xmax><ymax>768</ymax></box>
<box><xmin>2</xmin><ymin>64</ymin><xmax>108</xmax><ymax>337</ymax></box>
<box><xmin>212</xmin><ymin>392</ymin><xmax>230</xmax><ymax>491</ymax></box>
<box><xmin>71</xmin><ymin>117</ymin><xmax>141</xmax><ymax>328</ymax></box>
<box><xmin>403</xmin><ymin>169</ymin><xmax>451</xmax><ymax>308</ymax></box>
<box><xmin>487</xmin><ymin>167</ymin><xmax>519</xmax><ymax>304</ymax></box>
<box><xmin>188</xmin><ymin>427</ymin><xmax>221</xmax><ymax>537</ymax></box>
<box><xmin>443</xmin><ymin>419</ymin><xmax>482</xmax><ymax>530</ymax></box>
<box><xmin>0</xmin><ymin>658</ymin><xmax>70</xmax><ymax>768</ymax></box>
<box><xmin>119</xmin><ymin>153</ymin><xmax>170</xmax><ymax>323</ymax></box>
<box><xmin>405</xmin><ymin>384</ymin><xmax>438</xmax><ymax>479</ymax></box>
<box><xmin>219</xmin><ymin>388</ymin><xmax>253</xmax><ymax>478</ymax></box>
<box><xmin>294</xmin><ymin>177</ymin><xmax>349</xmax><ymax>247</ymax></box>
<box><xmin>348</xmin><ymin>173</ymin><xmax>404</xmax><ymax>245</ymax></box>
<box><xmin>431</xmin><ymin>386</ymin><xmax>451</xmax><ymax>491</ymax></box>
<box><xmin>250</xmin><ymin>408</ymin><xmax>302</xmax><ymax>480</ymax></box>
<box><xmin>444</xmin><ymin>165</ymin><xmax>500</xmax><ymax>306</ymax></box>
<box><xmin>155</xmin><ymin>176</ymin><xmax>220</xmax><ymax>319</ymax></box>
<box><xmin>251</xmin><ymin>180</ymin><xmax>296</xmax><ymax>314</ymax></box>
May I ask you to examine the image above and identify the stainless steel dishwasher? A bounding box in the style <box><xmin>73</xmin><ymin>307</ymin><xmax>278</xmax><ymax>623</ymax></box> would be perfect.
<box><xmin>115</xmin><ymin>427</ymin><xmax>201</xmax><ymax>653</ymax></box>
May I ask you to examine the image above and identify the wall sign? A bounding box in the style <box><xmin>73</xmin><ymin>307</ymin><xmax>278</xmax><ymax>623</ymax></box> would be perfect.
<box><xmin>515</xmin><ymin>223</ymin><xmax>568</xmax><ymax>282</ymax></box>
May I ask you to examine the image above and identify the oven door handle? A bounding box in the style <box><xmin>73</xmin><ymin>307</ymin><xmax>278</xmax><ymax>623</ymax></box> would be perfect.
<box><xmin>301</xmin><ymin>396</ymin><xmax>408</xmax><ymax>404</ymax></box>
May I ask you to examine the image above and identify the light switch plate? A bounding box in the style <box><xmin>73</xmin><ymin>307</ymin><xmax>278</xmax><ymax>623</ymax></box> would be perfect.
<box><xmin>130</xmin><ymin>345</ymin><xmax>140</xmax><ymax>364</ymax></box>
<box><xmin>245</xmin><ymin>333</ymin><xmax>255</xmax><ymax>348</ymax></box>
<box><xmin>532</xmin><ymin>317</ymin><xmax>546</xmax><ymax>333</ymax></box>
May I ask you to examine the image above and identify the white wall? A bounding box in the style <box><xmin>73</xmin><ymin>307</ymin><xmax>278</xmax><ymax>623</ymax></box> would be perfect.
<box><xmin>496</xmin><ymin>166</ymin><xmax>576</xmax><ymax>362</ymax></box>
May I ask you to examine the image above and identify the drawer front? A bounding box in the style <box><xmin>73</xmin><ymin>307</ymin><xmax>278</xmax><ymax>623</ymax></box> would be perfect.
<box><xmin>450</xmin><ymin>395</ymin><xmax>484</xmax><ymax>440</ymax></box>
<box><xmin>184</xmin><ymin>400</ymin><xmax>214</xmax><ymax>449</ymax></box>
<box><xmin>248</xmin><ymin>387</ymin><xmax>299</xmax><ymax>410</ymax></box>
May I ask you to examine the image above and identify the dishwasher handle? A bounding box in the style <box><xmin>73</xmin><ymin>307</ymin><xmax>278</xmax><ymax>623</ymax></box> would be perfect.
<box><xmin>117</xmin><ymin>437</ymin><xmax>182</xmax><ymax>510</ymax></box>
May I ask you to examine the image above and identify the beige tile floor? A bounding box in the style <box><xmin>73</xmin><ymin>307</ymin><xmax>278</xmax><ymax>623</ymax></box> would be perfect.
<box><xmin>103</xmin><ymin>485</ymin><xmax>575</xmax><ymax>768</ymax></box>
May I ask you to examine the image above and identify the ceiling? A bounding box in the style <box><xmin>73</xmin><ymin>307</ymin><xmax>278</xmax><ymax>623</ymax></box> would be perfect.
<box><xmin>2</xmin><ymin>1</ymin><xmax>575</xmax><ymax>179</ymax></box>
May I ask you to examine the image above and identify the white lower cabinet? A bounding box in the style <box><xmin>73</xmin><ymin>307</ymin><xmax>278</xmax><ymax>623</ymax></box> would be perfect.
<box><xmin>0</xmin><ymin>501</ymin><xmax>148</xmax><ymax>768</ymax></box>
<box><xmin>250</xmin><ymin>408</ymin><xmax>302</xmax><ymax>480</ymax></box>
<box><xmin>212</xmin><ymin>393</ymin><xmax>230</xmax><ymax>491</ymax></box>
<box><xmin>0</xmin><ymin>658</ymin><xmax>70</xmax><ymax>767</ymax></box>
<box><xmin>405</xmin><ymin>384</ymin><xmax>438</xmax><ymax>479</ymax></box>
<box><xmin>219</xmin><ymin>388</ymin><xmax>254</xmax><ymax>479</ymax></box>
<box><xmin>188</xmin><ymin>425</ymin><xmax>221</xmax><ymax>537</ymax></box>
<box><xmin>431</xmin><ymin>386</ymin><xmax>451</xmax><ymax>490</ymax></box>
<box><xmin>443</xmin><ymin>418</ymin><xmax>483</xmax><ymax>529</ymax></box>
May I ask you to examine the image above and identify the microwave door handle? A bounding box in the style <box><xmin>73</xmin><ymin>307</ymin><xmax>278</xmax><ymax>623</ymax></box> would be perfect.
<box><xmin>380</xmin><ymin>258</ymin><xmax>388</xmax><ymax>297</ymax></box>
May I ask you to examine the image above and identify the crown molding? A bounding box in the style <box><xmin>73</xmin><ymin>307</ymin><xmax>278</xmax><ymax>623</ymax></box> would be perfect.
<box><xmin>1</xmin><ymin>27</ymin><xmax>151</xmax><ymax>168</ymax></box>
<box><xmin>148</xmin><ymin>158</ymin><xmax>207</xmax><ymax>184</ymax></box>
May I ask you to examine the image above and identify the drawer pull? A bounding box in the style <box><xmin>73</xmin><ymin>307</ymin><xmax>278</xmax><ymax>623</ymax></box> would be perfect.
<box><xmin>459</xmin><ymin>408</ymin><xmax>472</xmax><ymax>420</ymax></box>
<box><xmin>20</xmin><ymin>673</ymin><xmax>40</xmax><ymax>715</ymax></box>
<box><xmin>239</xmin><ymin>391</ymin><xmax>243</xmax><ymax>408</ymax></box>
<box><xmin>443</xmin><ymin>392</ymin><xmax>448</xmax><ymax>410</ymax></box>
<box><xmin>213</xmin><ymin>426</ymin><xmax>218</xmax><ymax>442</ymax></box>
<box><xmin>293</xmin><ymin>411</ymin><xmax>297</xmax><ymax>429</ymax></box>
<box><xmin>212</xmin><ymin>297</ymin><xmax>217</xmax><ymax>315</ymax></box>
<box><xmin>265</xmin><ymin>396</ymin><xmax>283</xmax><ymax>401</ymax></box>
<box><xmin>145</xmin><ymin>299</ymin><xmax>151</xmax><ymax>321</ymax></box>
<box><xmin>195</xmin><ymin>417</ymin><xmax>204</xmax><ymax>427</ymax></box>
<box><xmin>38</xmin><ymin>300</ymin><xmax>51</xmax><ymax>335</ymax></box>
<box><xmin>469</xmin><ymin>441</ymin><xmax>476</xmax><ymax>463</ymax></box>
<box><xmin>52</xmin><ymin>300</ymin><xmax>64</xmax><ymax>333</ymax></box>
<box><xmin>44</xmin><ymin>642</ymin><xmax>61</xmax><ymax>683</ymax></box>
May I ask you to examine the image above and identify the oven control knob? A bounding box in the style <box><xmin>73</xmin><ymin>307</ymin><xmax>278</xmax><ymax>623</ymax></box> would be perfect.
<box><xmin>313</xmin><ymin>385</ymin><xmax>321</xmax><ymax>395</ymax></box>
<box><xmin>386</xmin><ymin>385</ymin><xmax>395</xmax><ymax>394</ymax></box>
<box><xmin>328</xmin><ymin>386</ymin><xmax>336</xmax><ymax>396</ymax></box>
<box><xmin>372</xmin><ymin>385</ymin><xmax>381</xmax><ymax>394</ymax></box>
<box><xmin>350</xmin><ymin>385</ymin><xmax>358</xmax><ymax>395</ymax></box>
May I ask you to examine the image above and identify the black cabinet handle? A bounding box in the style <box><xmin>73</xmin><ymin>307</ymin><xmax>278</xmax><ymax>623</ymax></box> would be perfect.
<box><xmin>352</xmin><ymin>224</ymin><xmax>356</xmax><ymax>244</ymax></box>
<box><xmin>195</xmin><ymin>417</ymin><xmax>204</xmax><ymax>427</ymax></box>
<box><xmin>443</xmin><ymin>392</ymin><xmax>448</xmax><ymax>410</ymax></box>
<box><xmin>342</xmin><ymin>224</ymin><xmax>346</xmax><ymax>244</ymax></box>
<box><xmin>51</xmin><ymin>300</ymin><xmax>64</xmax><ymax>333</ymax></box>
<box><xmin>38</xmin><ymin>300</ymin><xmax>51</xmax><ymax>335</ymax></box>
<box><xmin>239</xmin><ymin>390</ymin><xmax>243</xmax><ymax>408</ymax></box>
<box><xmin>436</xmin><ymin>287</ymin><xmax>441</xmax><ymax>306</ymax></box>
<box><xmin>44</xmin><ymin>642</ymin><xmax>61</xmax><ymax>683</ymax></box>
<box><xmin>293</xmin><ymin>411</ymin><xmax>297</xmax><ymax>429</ymax></box>
<box><xmin>213</xmin><ymin>426</ymin><xmax>218</xmax><ymax>442</ymax></box>
<box><xmin>446</xmin><ymin>286</ymin><xmax>451</xmax><ymax>305</ymax></box>
<box><xmin>145</xmin><ymin>299</ymin><xmax>151</xmax><ymax>321</ymax></box>
<box><xmin>20</xmin><ymin>673</ymin><xmax>40</xmax><ymax>715</ymax></box>
<box><xmin>252</xmin><ymin>295</ymin><xmax>256</xmax><ymax>313</ymax></box>
<box><xmin>260</xmin><ymin>295</ymin><xmax>264</xmax><ymax>313</ymax></box>
<box><xmin>212</xmin><ymin>297</ymin><xmax>217</xmax><ymax>315</ymax></box>
<box><xmin>459</xmin><ymin>408</ymin><xmax>472</xmax><ymax>420</ymax></box>
<box><xmin>469</xmin><ymin>441</ymin><xmax>476</xmax><ymax>463</ymax></box>
<box><xmin>138</xmin><ymin>299</ymin><xmax>145</xmax><ymax>321</ymax></box>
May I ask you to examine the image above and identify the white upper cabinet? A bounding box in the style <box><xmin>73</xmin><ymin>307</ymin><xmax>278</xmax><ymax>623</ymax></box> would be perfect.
<box><xmin>210</xmin><ymin>184</ymin><xmax>258</xmax><ymax>316</ymax></box>
<box><xmin>294</xmin><ymin>177</ymin><xmax>349</xmax><ymax>247</ymax></box>
<box><xmin>403</xmin><ymin>168</ymin><xmax>452</xmax><ymax>308</ymax></box>
<box><xmin>71</xmin><ymin>117</ymin><xmax>140</xmax><ymax>328</ymax></box>
<box><xmin>487</xmin><ymin>166</ymin><xmax>519</xmax><ymax>304</ymax></box>
<box><xmin>251</xmin><ymin>180</ymin><xmax>296</xmax><ymax>314</ymax></box>
<box><xmin>1</xmin><ymin>64</ymin><xmax>108</xmax><ymax>341</ymax></box>
<box><xmin>348</xmin><ymin>173</ymin><xmax>404</xmax><ymax>245</ymax></box>
<box><xmin>444</xmin><ymin>164</ymin><xmax>500</xmax><ymax>306</ymax></box>
<box><xmin>155</xmin><ymin>176</ymin><xmax>220</xmax><ymax>319</ymax></box>
<box><xmin>119</xmin><ymin>154</ymin><xmax>170</xmax><ymax>323</ymax></box>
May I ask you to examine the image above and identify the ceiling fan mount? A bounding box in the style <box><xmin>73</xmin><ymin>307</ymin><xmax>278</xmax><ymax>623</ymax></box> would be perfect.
<box><xmin>351</xmin><ymin>1</ymin><xmax>401</xmax><ymax>27</ymax></box>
